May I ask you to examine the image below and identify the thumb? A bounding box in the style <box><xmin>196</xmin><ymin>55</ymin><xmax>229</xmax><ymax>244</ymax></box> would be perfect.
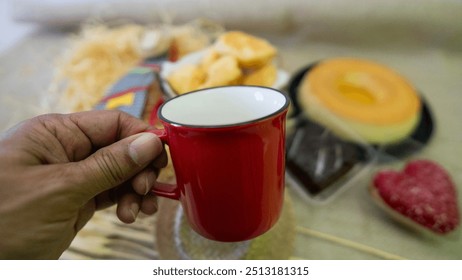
<box><xmin>71</xmin><ymin>132</ymin><xmax>162</xmax><ymax>198</ymax></box>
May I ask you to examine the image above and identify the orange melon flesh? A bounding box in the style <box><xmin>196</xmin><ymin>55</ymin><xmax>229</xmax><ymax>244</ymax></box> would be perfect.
<box><xmin>299</xmin><ymin>58</ymin><xmax>421</xmax><ymax>144</ymax></box>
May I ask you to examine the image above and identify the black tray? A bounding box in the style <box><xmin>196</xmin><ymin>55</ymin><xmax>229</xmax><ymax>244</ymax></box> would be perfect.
<box><xmin>287</xmin><ymin>63</ymin><xmax>434</xmax><ymax>159</ymax></box>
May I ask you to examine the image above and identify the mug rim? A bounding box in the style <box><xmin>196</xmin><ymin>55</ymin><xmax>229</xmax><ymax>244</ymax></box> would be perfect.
<box><xmin>158</xmin><ymin>85</ymin><xmax>290</xmax><ymax>129</ymax></box>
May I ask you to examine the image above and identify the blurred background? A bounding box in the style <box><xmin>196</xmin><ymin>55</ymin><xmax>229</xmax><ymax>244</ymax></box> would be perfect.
<box><xmin>1</xmin><ymin>0</ymin><xmax>462</xmax><ymax>260</ymax></box>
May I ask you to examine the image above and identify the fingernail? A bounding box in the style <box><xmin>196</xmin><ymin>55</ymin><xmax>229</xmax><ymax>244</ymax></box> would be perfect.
<box><xmin>153</xmin><ymin>196</ymin><xmax>159</xmax><ymax>213</ymax></box>
<box><xmin>129</xmin><ymin>203</ymin><xmax>139</xmax><ymax>221</ymax></box>
<box><xmin>144</xmin><ymin>173</ymin><xmax>152</xmax><ymax>195</ymax></box>
<box><xmin>129</xmin><ymin>133</ymin><xmax>159</xmax><ymax>166</ymax></box>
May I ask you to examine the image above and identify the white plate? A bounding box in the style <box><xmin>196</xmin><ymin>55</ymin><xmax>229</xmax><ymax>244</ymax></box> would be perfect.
<box><xmin>160</xmin><ymin>49</ymin><xmax>290</xmax><ymax>98</ymax></box>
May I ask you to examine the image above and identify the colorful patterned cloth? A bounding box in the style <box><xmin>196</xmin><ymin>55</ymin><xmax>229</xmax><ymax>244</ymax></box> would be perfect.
<box><xmin>94</xmin><ymin>56</ymin><xmax>166</xmax><ymax>118</ymax></box>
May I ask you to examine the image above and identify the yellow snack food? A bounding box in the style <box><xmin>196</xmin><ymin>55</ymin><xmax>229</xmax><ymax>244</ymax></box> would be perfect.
<box><xmin>213</xmin><ymin>31</ymin><xmax>277</xmax><ymax>68</ymax></box>
<box><xmin>166</xmin><ymin>31</ymin><xmax>280</xmax><ymax>95</ymax></box>
<box><xmin>166</xmin><ymin>64</ymin><xmax>206</xmax><ymax>95</ymax></box>
<box><xmin>200</xmin><ymin>55</ymin><xmax>242</xmax><ymax>88</ymax></box>
<box><xmin>199</xmin><ymin>49</ymin><xmax>221</xmax><ymax>71</ymax></box>
<box><xmin>243</xmin><ymin>63</ymin><xmax>277</xmax><ymax>87</ymax></box>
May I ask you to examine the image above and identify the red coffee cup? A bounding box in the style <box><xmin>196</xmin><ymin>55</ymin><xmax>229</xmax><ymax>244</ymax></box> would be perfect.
<box><xmin>150</xmin><ymin>86</ymin><xmax>289</xmax><ymax>242</ymax></box>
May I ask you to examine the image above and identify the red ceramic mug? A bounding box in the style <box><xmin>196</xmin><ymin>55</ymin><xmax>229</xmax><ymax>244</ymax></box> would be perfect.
<box><xmin>150</xmin><ymin>86</ymin><xmax>289</xmax><ymax>242</ymax></box>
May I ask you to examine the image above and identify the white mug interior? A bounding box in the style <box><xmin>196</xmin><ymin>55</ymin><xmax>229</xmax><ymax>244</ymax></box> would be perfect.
<box><xmin>159</xmin><ymin>86</ymin><xmax>288</xmax><ymax>127</ymax></box>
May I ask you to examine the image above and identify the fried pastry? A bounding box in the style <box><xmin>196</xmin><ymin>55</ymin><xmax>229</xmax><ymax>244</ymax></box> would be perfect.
<box><xmin>200</xmin><ymin>55</ymin><xmax>242</xmax><ymax>88</ymax></box>
<box><xmin>166</xmin><ymin>64</ymin><xmax>206</xmax><ymax>94</ymax></box>
<box><xmin>213</xmin><ymin>31</ymin><xmax>277</xmax><ymax>68</ymax></box>
<box><xmin>199</xmin><ymin>49</ymin><xmax>221</xmax><ymax>71</ymax></box>
<box><xmin>243</xmin><ymin>63</ymin><xmax>277</xmax><ymax>87</ymax></box>
<box><xmin>166</xmin><ymin>31</ymin><xmax>280</xmax><ymax>94</ymax></box>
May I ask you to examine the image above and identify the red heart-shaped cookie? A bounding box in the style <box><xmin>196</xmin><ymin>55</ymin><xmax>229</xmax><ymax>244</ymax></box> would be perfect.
<box><xmin>371</xmin><ymin>159</ymin><xmax>460</xmax><ymax>234</ymax></box>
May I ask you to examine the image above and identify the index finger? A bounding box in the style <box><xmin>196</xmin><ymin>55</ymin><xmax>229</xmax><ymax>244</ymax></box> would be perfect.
<box><xmin>69</xmin><ymin>110</ymin><xmax>152</xmax><ymax>148</ymax></box>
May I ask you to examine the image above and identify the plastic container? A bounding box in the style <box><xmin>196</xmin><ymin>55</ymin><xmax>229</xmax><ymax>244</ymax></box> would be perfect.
<box><xmin>285</xmin><ymin>114</ymin><xmax>378</xmax><ymax>204</ymax></box>
<box><xmin>284</xmin><ymin>64</ymin><xmax>435</xmax><ymax>204</ymax></box>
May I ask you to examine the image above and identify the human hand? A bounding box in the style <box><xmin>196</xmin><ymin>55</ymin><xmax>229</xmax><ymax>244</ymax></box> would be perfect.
<box><xmin>0</xmin><ymin>110</ymin><xmax>166</xmax><ymax>259</ymax></box>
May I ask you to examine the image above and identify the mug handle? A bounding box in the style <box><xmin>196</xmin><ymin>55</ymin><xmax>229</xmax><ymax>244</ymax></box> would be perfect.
<box><xmin>147</xmin><ymin>129</ymin><xmax>180</xmax><ymax>200</ymax></box>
